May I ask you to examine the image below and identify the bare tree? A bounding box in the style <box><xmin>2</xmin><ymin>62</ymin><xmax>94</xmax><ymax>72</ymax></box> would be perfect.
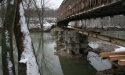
<box><xmin>22</xmin><ymin>0</ymin><xmax>34</xmax><ymax>25</ymax></box>
<box><xmin>14</xmin><ymin>0</ymin><xmax>40</xmax><ymax>75</ymax></box>
<box><xmin>1</xmin><ymin>0</ymin><xmax>17</xmax><ymax>75</ymax></box>
<box><xmin>1</xmin><ymin>0</ymin><xmax>40</xmax><ymax>75</ymax></box>
<box><xmin>32</xmin><ymin>0</ymin><xmax>50</xmax><ymax>31</ymax></box>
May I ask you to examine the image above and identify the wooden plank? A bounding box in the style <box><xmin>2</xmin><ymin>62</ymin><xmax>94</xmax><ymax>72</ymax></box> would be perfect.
<box><xmin>118</xmin><ymin>59</ymin><xmax>125</xmax><ymax>66</ymax></box>
<box><xmin>100</xmin><ymin>52</ymin><xmax>125</xmax><ymax>57</ymax></box>
<box><xmin>108</xmin><ymin>55</ymin><xmax>125</xmax><ymax>61</ymax></box>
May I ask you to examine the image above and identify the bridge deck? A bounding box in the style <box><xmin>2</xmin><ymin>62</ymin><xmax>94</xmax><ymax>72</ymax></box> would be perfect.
<box><xmin>57</xmin><ymin>0</ymin><xmax>125</xmax><ymax>23</ymax></box>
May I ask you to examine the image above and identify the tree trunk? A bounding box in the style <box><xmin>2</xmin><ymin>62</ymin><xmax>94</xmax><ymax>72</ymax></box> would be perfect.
<box><xmin>14</xmin><ymin>0</ymin><xmax>27</xmax><ymax>75</ymax></box>
<box><xmin>14</xmin><ymin>0</ymin><xmax>40</xmax><ymax>75</ymax></box>
<box><xmin>2</xmin><ymin>0</ymin><xmax>17</xmax><ymax>75</ymax></box>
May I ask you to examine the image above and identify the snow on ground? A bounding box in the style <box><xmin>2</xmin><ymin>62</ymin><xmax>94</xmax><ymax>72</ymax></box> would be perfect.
<box><xmin>29</xmin><ymin>23</ymin><xmax>41</xmax><ymax>29</ymax></box>
<box><xmin>28</xmin><ymin>20</ymin><xmax>54</xmax><ymax>31</ymax></box>
<box><xmin>88</xmin><ymin>42</ymin><xmax>99</xmax><ymax>49</ymax></box>
<box><xmin>114</xmin><ymin>46</ymin><xmax>125</xmax><ymax>52</ymax></box>
<box><xmin>19</xmin><ymin>3</ymin><xmax>40</xmax><ymax>75</ymax></box>
<box><xmin>88</xmin><ymin>41</ymin><xmax>125</xmax><ymax>52</ymax></box>
<box><xmin>43</xmin><ymin>21</ymin><xmax>53</xmax><ymax>30</ymax></box>
<box><xmin>44</xmin><ymin>17</ymin><xmax>56</xmax><ymax>21</ymax></box>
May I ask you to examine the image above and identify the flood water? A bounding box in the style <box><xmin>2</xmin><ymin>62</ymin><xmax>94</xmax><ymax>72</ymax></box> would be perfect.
<box><xmin>0</xmin><ymin>31</ymin><xmax>125</xmax><ymax>75</ymax></box>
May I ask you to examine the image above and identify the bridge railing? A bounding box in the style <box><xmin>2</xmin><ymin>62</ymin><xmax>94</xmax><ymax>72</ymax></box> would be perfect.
<box><xmin>57</xmin><ymin>0</ymin><xmax>119</xmax><ymax>22</ymax></box>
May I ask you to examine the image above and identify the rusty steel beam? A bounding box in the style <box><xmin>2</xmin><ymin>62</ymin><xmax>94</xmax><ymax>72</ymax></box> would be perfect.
<box><xmin>62</xmin><ymin>27</ymin><xmax>125</xmax><ymax>47</ymax></box>
<box><xmin>57</xmin><ymin>0</ymin><xmax>125</xmax><ymax>23</ymax></box>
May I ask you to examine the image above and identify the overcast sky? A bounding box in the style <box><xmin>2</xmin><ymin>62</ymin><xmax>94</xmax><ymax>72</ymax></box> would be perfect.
<box><xmin>49</xmin><ymin>0</ymin><xmax>63</xmax><ymax>9</ymax></box>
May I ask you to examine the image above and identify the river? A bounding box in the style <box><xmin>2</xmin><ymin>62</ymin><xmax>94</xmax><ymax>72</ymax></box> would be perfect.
<box><xmin>31</xmin><ymin>32</ymin><xmax>96</xmax><ymax>75</ymax></box>
<box><xmin>0</xmin><ymin>31</ymin><xmax>125</xmax><ymax>75</ymax></box>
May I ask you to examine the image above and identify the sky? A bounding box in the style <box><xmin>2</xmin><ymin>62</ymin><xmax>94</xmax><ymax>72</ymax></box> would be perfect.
<box><xmin>49</xmin><ymin>0</ymin><xmax>63</xmax><ymax>9</ymax></box>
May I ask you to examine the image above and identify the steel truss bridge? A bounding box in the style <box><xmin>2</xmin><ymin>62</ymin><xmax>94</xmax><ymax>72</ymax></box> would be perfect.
<box><xmin>56</xmin><ymin>0</ymin><xmax>125</xmax><ymax>66</ymax></box>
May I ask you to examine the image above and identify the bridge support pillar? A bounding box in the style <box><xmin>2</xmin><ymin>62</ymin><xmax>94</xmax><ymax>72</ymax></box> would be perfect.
<box><xmin>64</xmin><ymin>30</ymin><xmax>88</xmax><ymax>55</ymax></box>
<box><xmin>53</xmin><ymin>27</ymin><xmax>89</xmax><ymax>56</ymax></box>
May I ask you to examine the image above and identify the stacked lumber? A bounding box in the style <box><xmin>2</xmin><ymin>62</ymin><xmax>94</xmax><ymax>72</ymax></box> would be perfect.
<box><xmin>100</xmin><ymin>52</ymin><xmax>125</xmax><ymax>66</ymax></box>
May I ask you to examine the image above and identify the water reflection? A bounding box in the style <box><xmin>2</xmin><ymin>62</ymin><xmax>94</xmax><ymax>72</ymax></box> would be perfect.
<box><xmin>31</xmin><ymin>32</ymin><xmax>63</xmax><ymax>75</ymax></box>
<box><xmin>59</xmin><ymin>57</ymin><xmax>97</xmax><ymax>75</ymax></box>
<box><xmin>87</xmin><ymin>52</ymin><xmax>111</xmax><ymax>71</ymax></box>
<box><xmin>31</xmin><ymin>32</ymin><xmax>97</xmax><ymax>75</ymax></box>
<box><xmin>0</xmin><ymin>31</ymin><xmax>124</xmax><ymax>75</ymax></box>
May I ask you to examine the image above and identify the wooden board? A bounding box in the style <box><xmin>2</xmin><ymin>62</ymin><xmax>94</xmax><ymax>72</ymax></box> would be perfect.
<box><xmin>100</xmin><ymin>52</ymin><xmax>125</xmax><ymax>57</ymax></box>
